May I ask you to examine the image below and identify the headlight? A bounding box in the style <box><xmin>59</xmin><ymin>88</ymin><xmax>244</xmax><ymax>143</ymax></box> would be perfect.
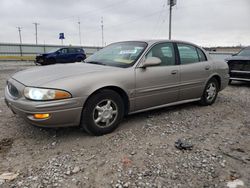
<box><xmin>24</xmin><ymin>87</ymin><xmax>72</xmax><ymax>101</ymax></box>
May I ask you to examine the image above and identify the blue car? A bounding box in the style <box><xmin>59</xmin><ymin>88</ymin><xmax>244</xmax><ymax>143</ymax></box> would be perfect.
<box><xmin>35</xmin><ymin>47</ymin><xmax>86</xmax><ymax>65</ymax></box>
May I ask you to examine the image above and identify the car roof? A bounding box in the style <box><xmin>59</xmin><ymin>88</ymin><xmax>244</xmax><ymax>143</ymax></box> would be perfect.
<box><xmin>115</xmin><ymin>39</ymin><xmax>203</xmax><ymax>49</ymax></box>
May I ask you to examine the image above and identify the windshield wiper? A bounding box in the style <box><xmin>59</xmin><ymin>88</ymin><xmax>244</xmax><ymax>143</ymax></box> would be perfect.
<box><xmin>85</xmin><ymin>61</ymin><xmax>106</xmax><ymax>66</ymax></box>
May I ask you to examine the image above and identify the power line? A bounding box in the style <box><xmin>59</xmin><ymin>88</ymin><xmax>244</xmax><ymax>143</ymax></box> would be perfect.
<box><xmin>33</xmin><ymin>22</ymin><xmax>39</xmax><ymax>44</ymax></box>
<box><xmin>57</xmin><ymin>0</ymin><xmax>135</xmax><ymax>22</ymax></box>
<box><xmin>77</xmin><ymin>9</ymin><xmax>166</xmax><ymax>45</ymax></box>
<box><xmin>152</xmin><ymin>2</ymin><xmax>168</xmax><ymax>38</ymax></box>
<box><xmin>104</xmin><ymin>10</ymin><xmax>165</xmax><ymax>30</ymax></box>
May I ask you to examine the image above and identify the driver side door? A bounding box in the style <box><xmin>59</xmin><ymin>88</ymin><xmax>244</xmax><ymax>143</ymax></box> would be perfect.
<box><xmin>135</xmin><ymin>42</ymin><xmax>180</xmax><ymax>111</ymax></box>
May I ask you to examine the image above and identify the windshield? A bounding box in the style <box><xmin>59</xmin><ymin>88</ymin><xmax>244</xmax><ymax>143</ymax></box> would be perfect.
<box><xmin>237</xmin><ymin>47</ymin><xmax>250</xmax><ymax>56</ymax></box>
<box><xmin>85</xmin><ymin>41</ymin><xmax>147</xmax><ymax>68</ymax></box>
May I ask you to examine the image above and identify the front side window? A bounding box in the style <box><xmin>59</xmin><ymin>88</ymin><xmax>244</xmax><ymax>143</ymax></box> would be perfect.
<box><xmin>76</xmin><ymin>48</ymin><xmax>83</xmax><ymax>53</ymax></box>
<box><xmin>146</xmin><ymin>43</ymin><xmax>175</xmax><ymax>66</ymax></box>
<box><xmin>59</xmin><ymin>48</ymin><xmax>68</xmax><ymax>54</ymax></box>
<box><xmin>177</xmin><ymin>44</ymin><xmax>199</xmax><ymax>64</ymax></box>
<box><xmin>85</xmin><ymin>41</ymin><xmax>147</xmax><ymax>68</ymax></box>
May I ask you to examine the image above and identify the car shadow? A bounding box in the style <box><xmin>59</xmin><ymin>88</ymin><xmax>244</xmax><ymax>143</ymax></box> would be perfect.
<box><xmin>120</xmin><ymin>101</ymin><xmax>200</xmax><ymax>129</ymax></box>
<box><xmin>33</xmin><ymin>101</ymin><xmax>199</xmax><ymax>139</ymax></box>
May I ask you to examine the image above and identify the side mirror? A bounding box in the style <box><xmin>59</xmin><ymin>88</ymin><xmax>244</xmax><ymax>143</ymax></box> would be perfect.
<box><xmin>141</xmin><ymin>57</ymin><xmax>161</xmax><ymax>68</ymax></box>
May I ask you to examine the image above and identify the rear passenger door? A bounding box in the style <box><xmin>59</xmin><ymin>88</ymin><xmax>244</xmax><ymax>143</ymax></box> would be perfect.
<box><xmin>177</xmin><ymin>43</ymin><xmax>211</xmax><ymax>100</ymax></box>
<box><xmin>67</xmin><ymin>48</ymin><xmax>77</xmax><ymax>62</ymax></box>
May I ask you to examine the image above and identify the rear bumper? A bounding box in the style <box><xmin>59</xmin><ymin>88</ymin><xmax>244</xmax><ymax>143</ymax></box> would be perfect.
<box><xmin>4</xmin><ymin>84</ymin><xmax>86</xmax><ymax>128</ymax></box>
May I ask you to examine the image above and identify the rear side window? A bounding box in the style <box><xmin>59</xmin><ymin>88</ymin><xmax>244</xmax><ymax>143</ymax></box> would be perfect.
<box><xmin>76</xmin><ymin>48</ymin><xmax>83</xmax><ymax>53</ymax></box>
<box><xmin>197</xmin><ymin>48</ymin><xmax>207</xmax><ymax>61</ymax></box>
<box><xmin>68</xmin><ymin>48</ymin><xmax>77</xmax><ymax>53</ymax></box>
<box><xmin>177</xmin><ymin>44</ymin><xmax>199</xmax><ymax>64</ymax></box>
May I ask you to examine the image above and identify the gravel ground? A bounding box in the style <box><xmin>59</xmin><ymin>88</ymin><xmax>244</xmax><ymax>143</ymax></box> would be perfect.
<box><xmin>0</xmin><ymin>61</ymin><xmax>249</xmax><ymax>188</ymax></box>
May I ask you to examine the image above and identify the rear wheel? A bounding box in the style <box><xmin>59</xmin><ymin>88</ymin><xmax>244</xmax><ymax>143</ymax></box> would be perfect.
<box><xmin>80</xmin><ymin>90</ymin><xmax>124</xmax><ymax>136</ymax></box>
<box><xmin>200</xmin><ymin>78</ymin><xmax>219</xmax><ymax>106</ymax></box>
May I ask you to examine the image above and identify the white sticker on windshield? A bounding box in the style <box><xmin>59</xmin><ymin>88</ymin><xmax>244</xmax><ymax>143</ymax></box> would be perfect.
<box><xmin>119</xmin><ymin>50</ymin><xmax>137</xmax><ymax>54</ymax></box>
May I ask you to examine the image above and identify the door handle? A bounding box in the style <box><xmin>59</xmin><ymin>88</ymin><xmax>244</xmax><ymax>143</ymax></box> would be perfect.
<box><xmin>171</xmin><ymin>70</ymin><xmax>178</xmax><ymax>75</ymax></box>
<box><xmin>205</xmin><ymin>66</ymin><xmax>211</xmax><ymax>70</ymax></box>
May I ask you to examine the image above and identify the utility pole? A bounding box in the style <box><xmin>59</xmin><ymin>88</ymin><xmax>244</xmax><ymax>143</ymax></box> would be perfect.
<box><xmin>17</xmin><ymin>27</ymin><xmax>22</xmax><ymax>44</ymax></box>
<box><xmin>78</xmin><ymin>19</ymin><xmax>82</xmax><ymax>45</ymax></box>
<box><xmin>101</xmin><ymin>17</ymin><xmax>104</xmax><ymax>47</ymax></box>
<box><xmin>168</xmin><ymin>0</ymin><xmax>177</xmax><ymax>40</ymax></box>
<box><xmin>33</xmin><ymin>22</ymin><xmax>39</xmax><ymax>44</ymax></box>
<box><xmin>17</xmin><ymin>26</ymin><xmax>23</xmax><ymax>56</ymax></box>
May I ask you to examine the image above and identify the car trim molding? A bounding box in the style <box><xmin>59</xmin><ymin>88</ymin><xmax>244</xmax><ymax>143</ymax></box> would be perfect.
<box><xmin>230</xmin><ymin>77</ymin><xmax>250</xmax><ymax>81</ymax></box>
<box><xmin>137</xmin><ymin>80</ymin><xmax>203</xmax><ymax>94</ymax></box>
<box><xmin>129</xmin><ymin>98</ymin><xmax>200</xmax><ymax>114</ymax></box>
<box><xmin>230</xmin><ymin>70</ymin><xmax>250</xmax><ymax>74</ymax></box>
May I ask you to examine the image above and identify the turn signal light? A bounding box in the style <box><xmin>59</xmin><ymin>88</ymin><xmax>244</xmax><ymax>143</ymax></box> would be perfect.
<box><xmin>33</xmin><ymin>113</ymin><xmax>50</xmax><ymax>119</ymax></box>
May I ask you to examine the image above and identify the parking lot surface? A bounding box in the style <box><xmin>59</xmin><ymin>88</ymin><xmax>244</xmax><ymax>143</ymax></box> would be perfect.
<box><xmin>0</xmin><ymin>62</ymin><xmax>249</xmax><ymax>188</ymax></box>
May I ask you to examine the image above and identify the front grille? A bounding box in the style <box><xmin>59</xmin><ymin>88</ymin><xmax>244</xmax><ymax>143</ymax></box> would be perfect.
<box><xmin>7</xmin><ymin>82</ymin><xmax>19</xmax><ymax>98</ymax></box>
<box><xmin>228</xmin><ymin>60</ymin><xmax>250</xmax><ymax>71</ymax></box>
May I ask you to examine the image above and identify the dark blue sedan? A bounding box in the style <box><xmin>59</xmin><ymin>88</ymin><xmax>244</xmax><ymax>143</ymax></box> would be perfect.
<box><xmin>35</xmin><ymin>47</ymin><xmax>86</xmax><ymax>65</ymax></box>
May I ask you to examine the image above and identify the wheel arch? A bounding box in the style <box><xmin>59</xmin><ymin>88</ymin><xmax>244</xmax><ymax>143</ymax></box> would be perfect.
<box><xmin>83</xmin><ymin>86</ymin><xmax>130</xmax><ymax>115</ymax></box>
<box><xmin>206</xmin><ymin>74</ymin><xmax>221</xmax><ymax>90</ymax></box>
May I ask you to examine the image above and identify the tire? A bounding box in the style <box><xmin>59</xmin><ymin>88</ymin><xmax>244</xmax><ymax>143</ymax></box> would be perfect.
<box><xmin>34</xmin><ymin>62</ymin><xmax>41</xmax><ymax>66</ymax></box>
<box><xmin>80</xmin><ymin>89</ymin><xmax>124</xmax><ymax>136</ymax></box>
<box><xmin>200</xmin><ymin>78</ymin><xmax>219</xmax><ymax>106</ymax></box>
<box><xmin>76</xmin><ymin>57</ymin><xmax>83</xmax><ymax>62</ymax></box>
<box><xmin>47</xmin><ymin>58</ymin><xmax>56</xmax><ymax>65</ymax></box>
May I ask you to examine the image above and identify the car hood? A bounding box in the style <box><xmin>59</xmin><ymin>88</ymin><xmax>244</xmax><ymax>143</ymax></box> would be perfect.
<box><xmin>12</xmin><ymin>63</ymin><xmax>119</xmax><ymax>86</ymax></box>
<box><xmin>226</xmin><ymin>56</ymin><xmax>250</xmax><ymax>61</ymax></box>
<box><xmin>37</xmin><ymin>52</ymin><xmax>52</xmax><ymax>56</ymax></box>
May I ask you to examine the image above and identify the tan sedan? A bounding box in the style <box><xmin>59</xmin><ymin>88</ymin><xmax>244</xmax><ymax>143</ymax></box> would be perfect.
<box><xmin>5</xmin><ymin>40</ymin><xmax>229</xmax><ymax>135</ymax></box>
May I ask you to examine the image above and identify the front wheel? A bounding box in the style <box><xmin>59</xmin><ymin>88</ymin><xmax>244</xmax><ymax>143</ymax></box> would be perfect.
<box><xmin>80</xmin><ymin>90</ymin><xmax>124</xmax><ymax>136</ymax></box>
<box><xmin>47</xmin><ymin>58</ymin><xmax>56</xmax><ymax>65</ymax></box>
<box><xmin>200</xmin><ymin>78</ymin><xmax>219</xmax><ymax>106</ymax></box>
<box><xmin>76</xmin><ymin>57</ymin><xmax>83</xmax><ymax>62</ymax></box>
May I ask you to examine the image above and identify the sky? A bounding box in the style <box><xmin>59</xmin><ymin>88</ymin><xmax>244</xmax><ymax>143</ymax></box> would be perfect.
<box><xmin>0</xmin><ymin>0</ymin><xmax>249</xmax><ymax>47</ymax></box>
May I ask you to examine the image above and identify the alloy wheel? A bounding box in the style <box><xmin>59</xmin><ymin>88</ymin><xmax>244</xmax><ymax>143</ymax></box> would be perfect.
<box><xmin>93</xmin><ymin>99</ymin><xmax>118</xmax><ymax>128</ymax></box>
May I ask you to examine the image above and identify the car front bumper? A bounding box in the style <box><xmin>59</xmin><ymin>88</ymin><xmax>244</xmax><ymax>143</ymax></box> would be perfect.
<box><xmin>4</xmin><ymin>79</ymin><xmax>86</xmax><ymax>128</ymax></box>
<box><xmin>35</xmin><ymin>56</ymin><xmax>45</xmax><ymax>65</ymax></box>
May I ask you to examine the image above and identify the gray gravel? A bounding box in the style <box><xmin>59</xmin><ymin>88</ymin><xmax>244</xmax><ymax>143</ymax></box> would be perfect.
<box><xmin>0</xmin><ymin>61</ymin><xmax>249</xmax><ymax>188</ymax></box>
